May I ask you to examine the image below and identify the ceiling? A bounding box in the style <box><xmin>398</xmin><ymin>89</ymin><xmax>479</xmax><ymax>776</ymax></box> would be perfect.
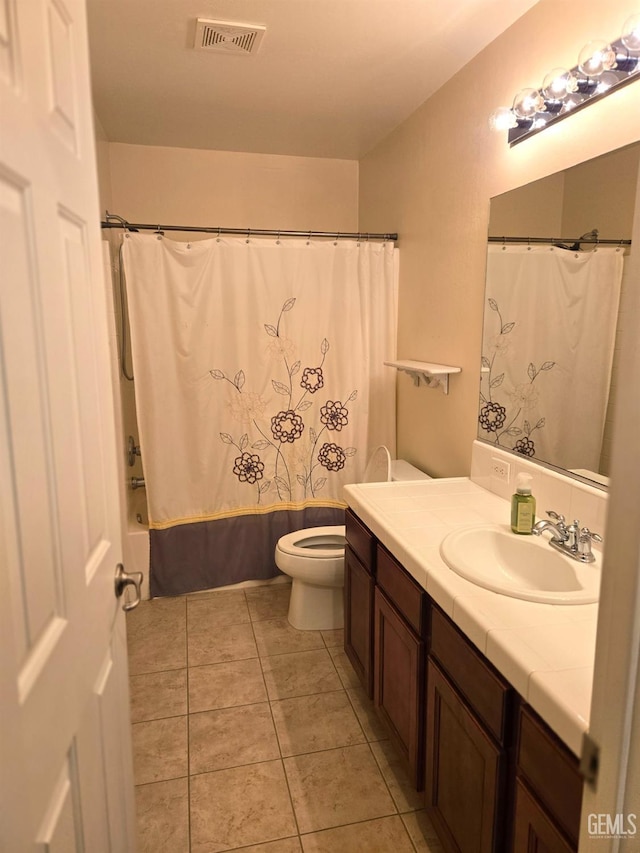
<box><xmin>87</xmin><ymin>0</ymin><xmax>539</xmax><ymax>160</ymax></box>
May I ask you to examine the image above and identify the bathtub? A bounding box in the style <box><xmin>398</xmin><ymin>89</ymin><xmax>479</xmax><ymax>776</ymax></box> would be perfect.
<box><xmin>124</xmin><ymin>518</ymin><xmax>151</xmax><ymax>600</ymax></box>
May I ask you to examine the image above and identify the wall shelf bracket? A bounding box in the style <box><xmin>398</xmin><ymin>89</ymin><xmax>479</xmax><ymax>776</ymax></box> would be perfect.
<box><xmin>384</xmin><ymin>360</ymin><xmax>462</xmax><ymax>395</ymax></box>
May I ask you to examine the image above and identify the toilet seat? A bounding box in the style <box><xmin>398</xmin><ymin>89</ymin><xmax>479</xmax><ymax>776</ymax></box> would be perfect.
<box><xmin>275</xmin><ymin>447</ymin><xmax>431</xmax><ymax>630</ymax></box>
<box><xmin>276</xmin><ymin>526</ymin><xmax>346</xmax><ymax>560</ymax></box>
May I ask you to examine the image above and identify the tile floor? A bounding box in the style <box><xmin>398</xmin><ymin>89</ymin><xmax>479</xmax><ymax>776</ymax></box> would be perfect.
<box><xmin>127</xmin><ymin>582</ymin><xmax>444</xmax><ymax>853</ymax></box>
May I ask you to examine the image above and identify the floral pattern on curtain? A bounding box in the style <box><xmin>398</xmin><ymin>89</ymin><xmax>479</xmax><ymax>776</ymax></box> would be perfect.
<box><xmin>210</xmin><ymin>296</ymin><xmax>359</xmax><ymax>505</ymax></box>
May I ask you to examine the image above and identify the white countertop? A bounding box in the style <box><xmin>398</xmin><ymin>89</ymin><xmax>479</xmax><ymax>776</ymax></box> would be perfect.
<box><xmin>343</xmin><ymin>477</ymin><xmax>600</xmax><ymax>757</ymax></box>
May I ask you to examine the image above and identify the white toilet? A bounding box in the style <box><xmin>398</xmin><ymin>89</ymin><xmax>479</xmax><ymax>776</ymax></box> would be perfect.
<box><xmin>275</xmin><ymin>446</ymin><xmax>431</xmax><ymax>630</ymax></box>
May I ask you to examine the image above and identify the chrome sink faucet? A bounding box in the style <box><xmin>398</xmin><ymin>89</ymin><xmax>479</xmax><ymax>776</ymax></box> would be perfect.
<box><xmin>532</xmin><ymin>510</ymin><xmax>602</xmax><ymax>563</ymax></box>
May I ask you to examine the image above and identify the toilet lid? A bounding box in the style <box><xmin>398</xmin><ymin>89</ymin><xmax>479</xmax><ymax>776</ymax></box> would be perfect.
<box><xmin>363</xmin><ymin>445</ymin><xmax>391</xmax><ymax>483</ymax></box>
<box><xmin>277</xmin><ymin>525</ymin><xmax>346</xmax><ymax>558</ymax></box>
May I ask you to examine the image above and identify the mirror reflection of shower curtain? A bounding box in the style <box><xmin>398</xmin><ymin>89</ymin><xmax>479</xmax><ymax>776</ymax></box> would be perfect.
<box><xmin>480</xmin><ymin>245</ymin><xmax>623</xmax><ymax>472</ymax></box>
<box><xmin>122</xmin><ymin>234</ymin><xmax>398</xmax><ymax>597</ymax></box>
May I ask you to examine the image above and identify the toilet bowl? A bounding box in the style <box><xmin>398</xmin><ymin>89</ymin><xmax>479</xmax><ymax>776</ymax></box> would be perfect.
<box><xmin>275</xmin><ymin>446</ymin><xmax>431</xmax><ymax>630</ymax></box>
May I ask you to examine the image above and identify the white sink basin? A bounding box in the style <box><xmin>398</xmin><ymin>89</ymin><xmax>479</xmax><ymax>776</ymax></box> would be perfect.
<box><xmin>440</xmin><ymin>525</ymin><xmax>600</xmax><ymax>604</ymax></box>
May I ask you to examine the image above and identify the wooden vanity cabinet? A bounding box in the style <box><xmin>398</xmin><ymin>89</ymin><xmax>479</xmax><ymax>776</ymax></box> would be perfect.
<box><xmin>373</xmin><ymin>545</ymin><xmax>429</xmax><ymax>789</ymax></box>
<box><xmin>344</xmin><ymin>509</ymin><xmax>376</xmax><ymax>696</ymax></box>
<box><xmin>343</xmin><ymin>508</ymin><xmax>585</xmax><ymax>853</ymax></box>
<box><xmin>426</xmin><ymin>607</ymin><xmax>512</xmax><ymax>853</ymax></box>
<box><xmin>512</xmin><ymin>705</ymin><xmax>583</xmax><ymax>852</ymax></box>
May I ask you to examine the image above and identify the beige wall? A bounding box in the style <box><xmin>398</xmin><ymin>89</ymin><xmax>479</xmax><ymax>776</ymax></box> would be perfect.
<box><xmin>359</xmin><ymin>0</ymin><xmax>640</xmax><ymax>477</ymax></box>
<box><xmin>94</xmin><ymin>111</ymin><xmax>112</xmax><ymax>216</ymax></box>
<box><xmin>105</xmin><ymin>143</ymin><xmax>359</xmax><ymax>233</ymax></box>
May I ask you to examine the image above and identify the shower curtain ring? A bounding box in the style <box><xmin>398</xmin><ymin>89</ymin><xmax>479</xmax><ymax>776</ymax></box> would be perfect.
<box><xmin>334</xmin><ymin>232</ymin><xmax>340</xmax><ymax>246</ymax></box>
<box><xmin>276</xmin><ymin>230</ymin><xmax>281</xmax><ymax>245</ymax></box>
<box><xmin>246</xmin><ymin>227</ymin><xmax>251</xmax><ymax>244</ymax></box>
<box><xmin>217</xmin><ymin>227</ymin><xmax>221</xmax><ymax>242</ymax></box>
<box><xmin>307</xmin><ymin>230</ymin><xmax>311</xmax><ymax>245</ymax></box>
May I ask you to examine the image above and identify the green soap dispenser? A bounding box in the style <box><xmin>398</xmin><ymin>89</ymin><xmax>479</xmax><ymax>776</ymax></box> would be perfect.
<box><xmin>511</xmin><ymin>473</ymin><xmax>536</xmax><ymax>534</ymax></box>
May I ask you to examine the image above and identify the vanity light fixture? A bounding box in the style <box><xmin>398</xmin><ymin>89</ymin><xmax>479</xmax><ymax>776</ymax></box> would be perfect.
<box><xmin>490</xmin><ymin>13</ymin><xmax>640</xmax><ymax>145</ymax></box>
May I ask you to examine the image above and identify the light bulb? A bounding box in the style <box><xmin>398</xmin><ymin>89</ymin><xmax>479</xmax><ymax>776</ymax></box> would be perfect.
<box><xmin>621</xmin><ymin>13</ymin><xmax>640</xmax><ymax>52</ymax></box>
<box><xmin>578</xmin><ymin>40</ymin><xmax>616</xmax><ymax>77</ymax></box>
<box><xmin>512</xmin><ymin>88</ymin><xmax>544</xmax><ymax>118</ymax></box>
<box><xmin>489</xmin><ymin>106</ymin><xmax>517</xmax><ymax>131</ymax></box>
<box><xmin>541</xmin><ymin>68</ymin><xmax>572</xmax><ymax>100</ymax></box>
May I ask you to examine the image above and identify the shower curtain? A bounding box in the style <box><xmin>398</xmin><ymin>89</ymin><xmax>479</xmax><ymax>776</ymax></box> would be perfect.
<box><xmin>480</xmin><ymin>245</ymin><xmax>623</xmax><ymax>471</ymax></box>
<box><xmin>122</xmin><ymin>233</ymin><xmax>398</xmax><ymax>596</ymax></box>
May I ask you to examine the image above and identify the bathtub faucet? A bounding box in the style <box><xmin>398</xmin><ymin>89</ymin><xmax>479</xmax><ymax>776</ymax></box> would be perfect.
<box><xmin>127</xmin><ymin>435</ymin><xmax>142</xmax><ymax>467</ymax></box>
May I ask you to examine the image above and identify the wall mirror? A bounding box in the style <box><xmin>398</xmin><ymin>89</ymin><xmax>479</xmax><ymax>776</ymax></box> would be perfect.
<box><xmin>478</xmin><ymin>142</ymin><xmax>639</xmax><ymax>488</ymax></box>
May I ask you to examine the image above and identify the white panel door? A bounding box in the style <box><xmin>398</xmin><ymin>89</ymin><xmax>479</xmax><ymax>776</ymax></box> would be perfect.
<box><xmin>0</xmin><ymin>0</ymin><xmax>136</xmax><ymax>850</ymax></box>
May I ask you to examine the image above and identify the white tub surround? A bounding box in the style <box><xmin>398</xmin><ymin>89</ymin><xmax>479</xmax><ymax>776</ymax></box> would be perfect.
<box><xmin>125</xmin><ymin>522</ymin><xmax>151</xmax><ymax>600</ymax></box>
<box><xmin>343</xmin><ymin>475</ymin><xmax>603</xmax><ymax>757</ymax></box>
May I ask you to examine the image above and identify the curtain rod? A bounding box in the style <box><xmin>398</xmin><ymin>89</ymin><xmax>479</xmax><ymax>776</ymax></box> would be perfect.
<box><xmin>100</xmin><ymin>214</ymin><xmax>397</xmax><ymax>242</ymax></box>
<box><xmin>488</xmin><ymin>235</ymin><xmax>631</xmax><ymax>246</ymax></box>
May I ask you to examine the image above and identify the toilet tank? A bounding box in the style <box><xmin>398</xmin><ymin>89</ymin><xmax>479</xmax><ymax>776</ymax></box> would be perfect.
<box><xmin>390</xmin><ymin>459</ymin><xmax>431</xmax><ymax>481</ymax></box>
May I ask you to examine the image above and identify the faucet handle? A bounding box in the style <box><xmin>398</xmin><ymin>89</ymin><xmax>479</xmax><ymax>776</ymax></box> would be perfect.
<box><xmin>580</xmin><ymin>527</ymin><xmax>603</xmax><ymax>543</ymax></box>
<box><xmin>578</xmin><ymin>527</ymin><xmax>603</xmax><ymax>560</ymax></box>
<box><xmin>546</xmin><ymin>510</ymin><xmax>566</xmax><ymax>525</ymax></box>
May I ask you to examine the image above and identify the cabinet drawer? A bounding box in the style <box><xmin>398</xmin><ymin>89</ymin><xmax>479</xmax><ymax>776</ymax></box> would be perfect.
<box><xmin>516</xmin><ymin>705</ymin><xmax>582</xmax><ymax>848</ymax></box>
<box><xmin>376</xmin><ymin>544</ymin><xmax>427</xmax><ymax>635</ymax></box>
<box><xmin>345</xmin><ymin>508</ymin><xmax>375</xmax><ymax>574</ymax></box>
<box><xmin>430</xmin><ymin>607</ymin><xmax>510</xmax><ymax>744</ymax></box>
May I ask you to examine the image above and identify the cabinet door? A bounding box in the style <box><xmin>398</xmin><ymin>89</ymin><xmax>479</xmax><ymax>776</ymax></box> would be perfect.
<box><xmin>344</xmin><ymin>545</ymin><xmax>375</xmax><ymax>696</ymax></box>
<box><xmin>516</xmin><ymin>706</ymin><xmax>582</xmax><ymax>848</ymax></box>
<box><xmin>512</xmin><ymin>779</ymin><xmax>575</xmax><ymax>853</ymax></box>
<box><xmin>426</xmin><ymin>660</ymin><xmax>505</xmax><ymax>853</ymax></box>
<box><xmin>374</xmin><ymin>587</ymin><xmax>425</xmax><ymax>789</ymax></box>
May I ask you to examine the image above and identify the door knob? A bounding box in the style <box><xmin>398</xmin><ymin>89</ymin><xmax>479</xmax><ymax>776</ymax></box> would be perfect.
<box><xmin>114</xmin><ymin>563</ymin><xmax>143</xmax><ymax>612</ymax></box>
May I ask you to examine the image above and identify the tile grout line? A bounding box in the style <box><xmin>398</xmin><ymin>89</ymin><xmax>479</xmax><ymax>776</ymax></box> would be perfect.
<box><xmin>129</xmin><ymin>664</ymin><xmax>188</xmax><ymax>678</ymax></box>
<box><xmin>249</xmin><ymin>596</ymin><xmax>304</xmax><ymax>844</ymax></box>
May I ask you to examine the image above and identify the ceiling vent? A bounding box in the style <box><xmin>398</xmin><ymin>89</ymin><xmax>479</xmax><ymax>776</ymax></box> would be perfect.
<box><xmin>194</xmin><ymin>19</ymin><xmax>266</xmax><ymax>56</ymax></box>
